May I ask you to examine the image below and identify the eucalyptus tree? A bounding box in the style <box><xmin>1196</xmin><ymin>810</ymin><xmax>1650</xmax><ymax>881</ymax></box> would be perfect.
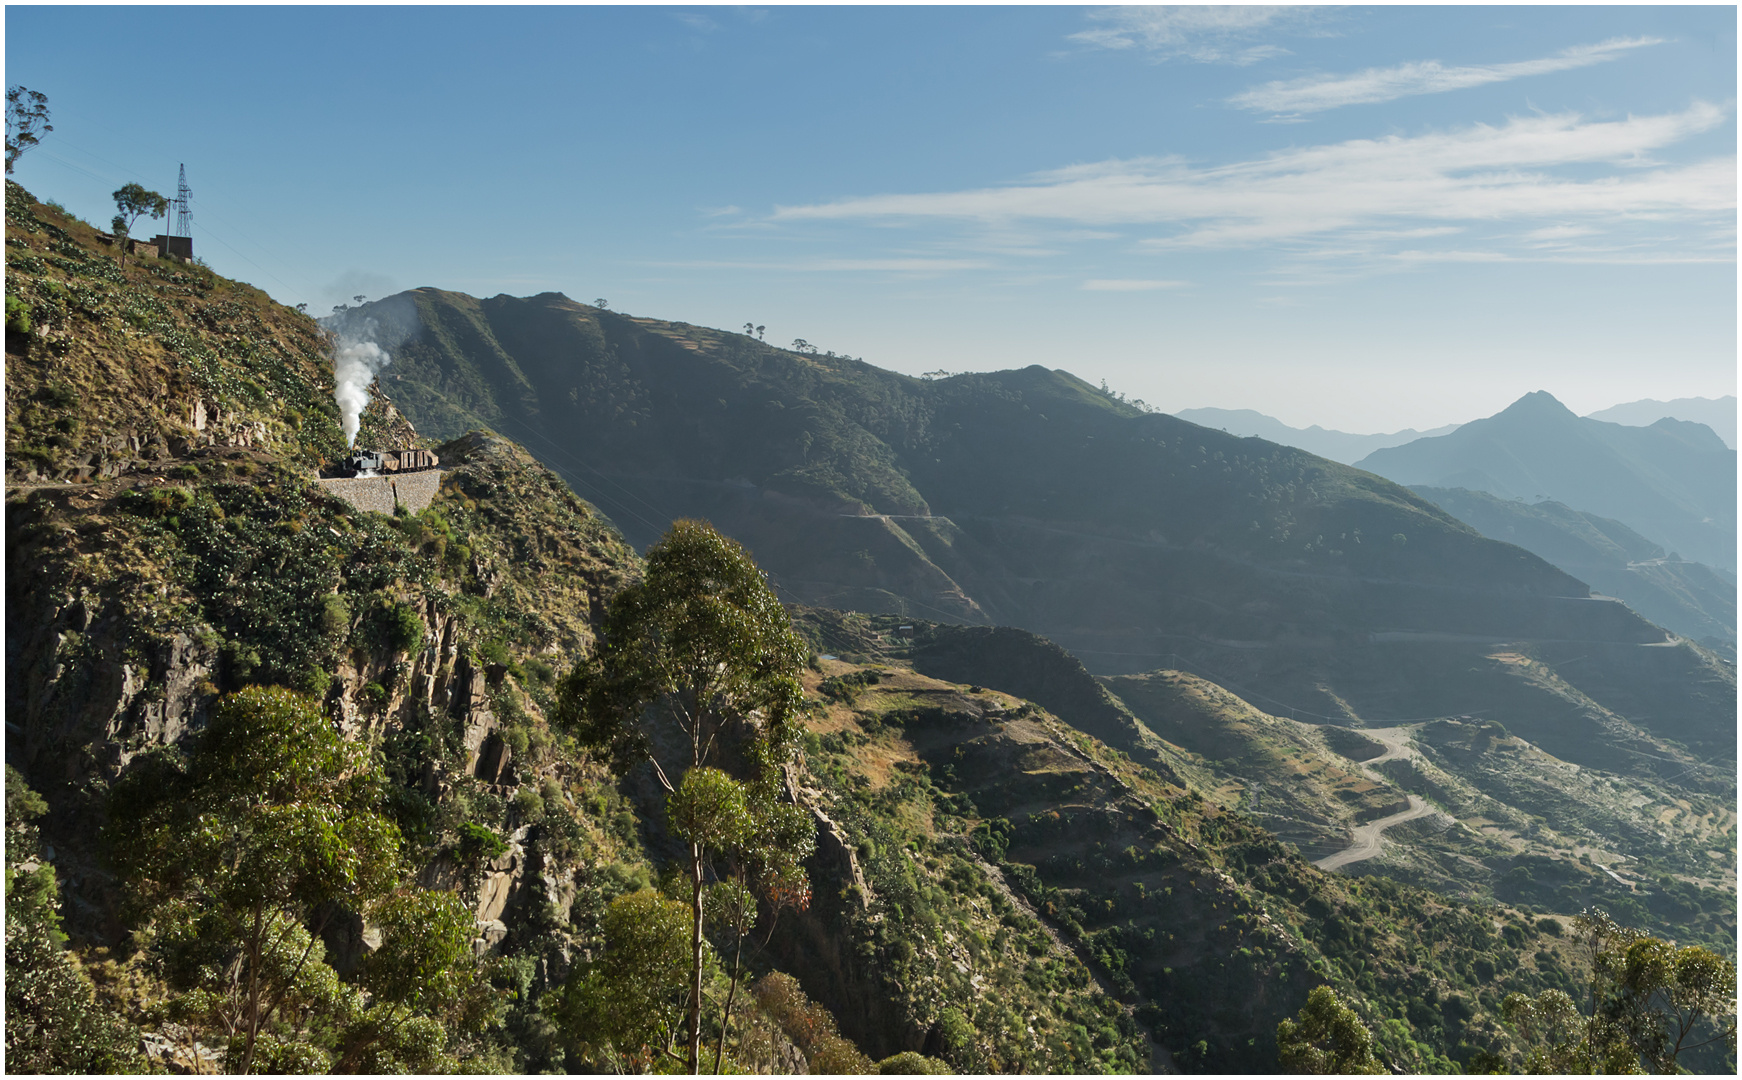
<box><xmin>6</xmin><ymin>766</ymin><xmax>139</xmax><ymax>1072</ymax></box>
<box><xmin>1502</xmin><ymin>907</ymin><xmax>1737</xmax><ymax>1073</ymax></box>
<box><xmin>550</xmin><ymin>888</ymin><xmax>696</xmax><ymax>1069</ymax></box>
<box><xmin>557</xmin><ymin>519</ymin><xmax>815</xmax><ymax>1073</ymax></box>
<box><xmin>1276</xmin><ymin>986</ymin><xmax>1385</xmax><ymax>1074</ymax></box>
<box><xmin>5</xmin><ymin>85</ymin><xmax>51</xmax><ymax>173</ymax></box>
<box><xmin>109</xmin><ymin>686</ymin><xmax>403</xmax><ymax>1073</ymax></box>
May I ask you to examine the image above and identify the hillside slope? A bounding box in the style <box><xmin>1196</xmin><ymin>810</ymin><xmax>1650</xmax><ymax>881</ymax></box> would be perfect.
<box><xmin>792</xmin><ymin>613</ymin><xmax>1734</xmax><ymax>952</ymax></box>
<box><xmin>1414</xmin><ymin>485</ymin><xmax>1736</xmax><ymax>651</ymax></box>
<box><xmin>1358</xmin><ymin>392</ymin><xmax>1736</xmax><ymax>570</ymax></box>
<box><xmin>775</xmin><ymin>624</ymin><xmax>1622</xmax><ymax>1074</ymax></box>
<box><xmin>364</xmin><ymin>289</ymin><xmax>1686</xmax><ymax>674</ymax></box>
<box><xmin>362</xmin><ymin>287</ymin><xmax>1733</xmax><ymax>789</ymax></box>
<box><xmin>6</xmin><ymin>181</ymin><xmax>1733</xmax><ymax>1074</ymax></box>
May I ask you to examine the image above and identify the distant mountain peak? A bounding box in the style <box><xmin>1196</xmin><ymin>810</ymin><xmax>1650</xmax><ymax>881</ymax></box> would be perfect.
<box><xmin>1357</xmin><ymin>390</ymin><xmax>1736</xmax><ymax>570</ymax></box>
<box><xmin>1497</xmin><ymin>390</ymin><xmax>1577</xmax><ymax>420</ymax></box>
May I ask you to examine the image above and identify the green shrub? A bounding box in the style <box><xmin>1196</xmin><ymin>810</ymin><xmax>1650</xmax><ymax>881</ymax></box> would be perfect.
<box><xmin>360</xmin><ymin>682</ymin><xmax>389</xmax><ymax>714</ymax></box>
<box><xmin>820</xmin><ymin>669</ymin><xmax>881</xmax><ymax>705</ymax></box>
<box><xmin>456</xmin><ymin>822</ymin><xmax>507</xmax><ymax>864</ymax></box>
<box><xmin>478</xmin><ymin>637</ymin><xmax>511</xmax><ymax>667</ymax></box>
<box><xmin>360</xmin><ymin>597</ymin><xmax>424</xmax><ymax>656</ymax></box>
<box><xmin>935</xmin><ymin>1007</ymin><xmax>978</xmax><ymax>1070</ymax></box>
<box><xmin>513</xmin><ymin>786</ymin><xmax>545</xmax><ymax>823</ymax></box>
<box><xmin>320</xmin><ymin>594</ymin><xmax>350</xmax><ymax>639</ymax></box>
<box><xmin>6</xmin><ymin>293</ymin><xmax>31</xmax><ymax>335</ymax></box>
<box><xmin>878</xmin><ymin>1051</ymin><xmax>950</xmax><ymax>1073</ymax></box>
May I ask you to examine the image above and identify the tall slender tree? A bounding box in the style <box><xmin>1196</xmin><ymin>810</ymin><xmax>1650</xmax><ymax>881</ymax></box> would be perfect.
<box><xmin>557</xmin><ymin>519</ymin><xmax>814</xmax><ymax>1073</ymax></box>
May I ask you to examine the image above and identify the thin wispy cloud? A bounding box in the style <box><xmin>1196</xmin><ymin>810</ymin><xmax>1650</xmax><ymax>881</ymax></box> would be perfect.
<box><xmin>1068</xmin><ymin>5</ymin><xmax>1319</xmax><ymax>65</ymax></box>
<box><xmin>673</xmin><ymin>12</ymin><xmax>720</xmax><ymax>33</ymax></box>
<box><xmin>1082</xmin><ymin>278</ymin><xmax>1191</xmax><ymax>291</ymax></box>
<box><xmin>654</xmin><ymin>257</ymin><xmax>993</xmax><ymax>274</ymax></box>
<box><xmin>771</xmin><ymin>105</ymin><xmax>1734</xmax><ymax>264</ymax></box>
<box><xmin>1523</xmin><ymin>224</ymin><xmax>1598</xmax><ymax>244</ymax></box>
<box><xmin>1231</xmin><ymin>37</ymin><xmax>1664</xmax><ymax>114</ymax></box>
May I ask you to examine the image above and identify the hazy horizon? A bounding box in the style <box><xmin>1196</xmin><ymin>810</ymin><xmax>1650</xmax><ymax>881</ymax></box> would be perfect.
<box><xmin>1178</xmin><ymin>393</ymin><xmax>1736</xmax><ymax>436</ymax></box>
<box><xmin>7</xmin><ymin>5</ymin><xmax>1734</xmax><ymax>432</ymax></box>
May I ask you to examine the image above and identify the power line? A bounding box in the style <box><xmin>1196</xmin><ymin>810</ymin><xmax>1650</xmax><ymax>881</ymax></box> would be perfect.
<box><xmin>187</xmin><ymin>221</ymin><xmax>311</xmax><ymax>306</ymax></box>
<box><xmin>30</xmin><ymin>139</ymin><xmax>322</xmax><ymax>306</ymax></box>
<box><xmin>186</xmin><ymin>197</ymin><xmax>325</xmax><ymax>303</ymax></box>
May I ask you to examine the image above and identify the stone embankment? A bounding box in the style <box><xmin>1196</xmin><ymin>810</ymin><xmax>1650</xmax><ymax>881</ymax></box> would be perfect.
<box><xmin>316</xmin><ymin>469</ymin><xmax>441</xmax><ymax>515</ymax></box>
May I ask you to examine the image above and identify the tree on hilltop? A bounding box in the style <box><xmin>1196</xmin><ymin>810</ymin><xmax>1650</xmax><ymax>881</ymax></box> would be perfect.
<box><xmin>110</xmin><ymin>182</ymin><xmax>168</xmax><ymax>268</ymax></box>
<box><xmin>5</xmin><ymin>86</ymin><xmax>52</xmax><ymax>174</ymax></box>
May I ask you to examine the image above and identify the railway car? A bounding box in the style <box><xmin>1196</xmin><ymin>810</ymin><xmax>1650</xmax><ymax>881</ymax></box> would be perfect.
<box><xmin>337</xmin><ymin>447</ymin><xmax>440</xmax><ymax>477</ymax></box>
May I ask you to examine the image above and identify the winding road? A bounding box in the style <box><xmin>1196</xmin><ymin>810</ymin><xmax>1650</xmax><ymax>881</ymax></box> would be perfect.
<box><xmin>1313</xmin><ymin>725</ymin><xmax>1451</xmax><ymax>872</ymax></box>
<box><xmin>1314</xmin><ymin>796</ymin><xmax>1438</xmax><ymax>871</ymax></box>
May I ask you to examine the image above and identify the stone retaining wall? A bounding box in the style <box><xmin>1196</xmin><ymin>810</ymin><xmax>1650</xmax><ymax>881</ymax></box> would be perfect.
<box><xmin>315</xmin><ymin>469</ymin><xmax>442</xmax><ymax>515</ymax></box>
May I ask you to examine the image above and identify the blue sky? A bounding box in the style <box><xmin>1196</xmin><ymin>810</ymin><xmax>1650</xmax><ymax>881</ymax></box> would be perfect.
<box><xmin>7</xmin><ymin>5</ymin><xmax>1735</xmax><ymax>431</ymax></box>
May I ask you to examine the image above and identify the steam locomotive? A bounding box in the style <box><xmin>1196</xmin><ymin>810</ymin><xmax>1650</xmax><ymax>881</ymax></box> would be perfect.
<box><xmin>337</xmin><ymin>447</ymin><xmax>441</xmax><ymax>477</ymax></box>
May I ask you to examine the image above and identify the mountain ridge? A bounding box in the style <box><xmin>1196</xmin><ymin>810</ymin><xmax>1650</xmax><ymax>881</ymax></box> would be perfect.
<box><xmin>1357</xmin><ymin>391</ymin><xmax>1736</xmax><ymax>571</ymax></box>
<box><xmin>367</xmin><ymin>285</ymin><xmax>1733</xmax><ymax>790</ymax></box>
<box><xmin>1174</xmin><ymin>406</ymin><xmax>1461</xmax><ymax>465</ymax></box>
<box><xmin>1411</xmin><ymin>485</ymin><xmax>1736</xmax><ymax>651</ymax></box>
<box><xmin>369</xmin><ymin>288</ymin><xmax>1666</xmax><ymax>662</ymax></box>
<box><xmin>1585</xmin><ymin>395</ymin><xmax>1736</xmax><ymax>449</ymax></box>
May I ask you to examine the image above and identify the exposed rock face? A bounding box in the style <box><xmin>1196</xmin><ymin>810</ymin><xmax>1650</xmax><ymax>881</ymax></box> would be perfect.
<box><xmin>3</xmin><ymin>462</ymin><xmax>584</xmax><ymax>952</ymax></box>
<box><xmin>476</xmin><ymin>826</ymin><xmax>531</xmax><ymax>924</ymax></box>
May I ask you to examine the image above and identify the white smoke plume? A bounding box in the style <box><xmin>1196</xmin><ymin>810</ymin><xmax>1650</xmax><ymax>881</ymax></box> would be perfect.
<box><xmin>321</xmin><ymin>294</ymin><xmax>419</xmax><ymax>449</ymax></box>
<box><xmin>333</xmin><ymin>335</ymin><xmax>390</xmax><ymax>448</ymax></box>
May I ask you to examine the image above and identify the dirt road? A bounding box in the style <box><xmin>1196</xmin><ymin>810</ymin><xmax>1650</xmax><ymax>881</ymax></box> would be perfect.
<box><xmin>1355</xmin><ymin>726</ymin><xmax>1420</xmax><ymax>768</ymax></box>
<box><xmin>1313</xmin><ymin>795</ymin><xmax>1438</xmax><ymax>871</ymax></box>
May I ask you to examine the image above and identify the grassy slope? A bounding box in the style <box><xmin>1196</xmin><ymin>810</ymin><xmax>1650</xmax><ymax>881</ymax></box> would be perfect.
<box><xmin>779</xmin><ymin>619</ymin><xmax>1609</xmax><ymax>1074</ymax></box>
<box><xmin>3</xmin><ymin>181</ymin><xmax>423</xmax><ymax>480</ymax></box>
<box><xmin>787</xmin><ymin>610</ymin><xmax>1732</xmax><ymax>1039</ymax></box>
<box><xmin>1103</xmin><ymin>670</ymin><xmax>1403</xmax><ymax>861</ymax></box>
<box><xmin>1097</xmin><ymin>670</ymin><xmax>1734</xmax><ymax>952</ymax></box>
